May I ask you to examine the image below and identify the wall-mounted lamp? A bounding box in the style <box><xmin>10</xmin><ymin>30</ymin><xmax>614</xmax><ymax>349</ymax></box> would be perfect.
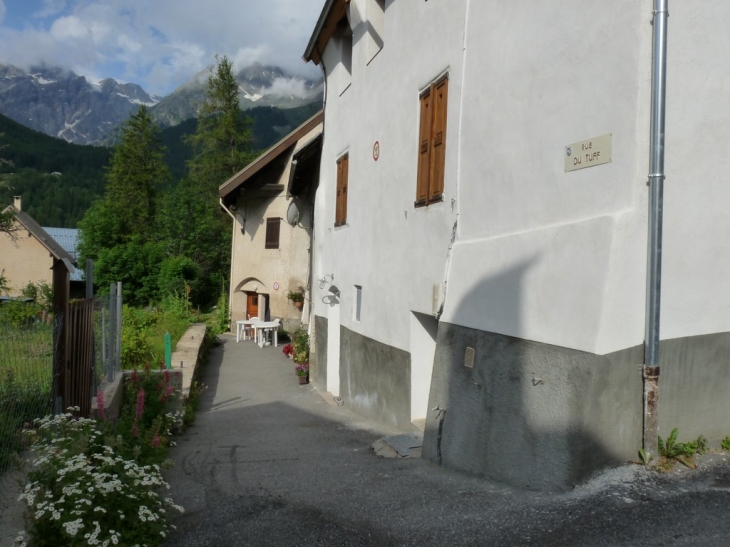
<box><xmin>318</xmin><ymin>273</ymin><xmax>334</xmax><ymax>289</ymax></box>
<box><xmin>328</xmin><ymin>285</ymin><xmax>340</xmax><ymax>297</ymax></box>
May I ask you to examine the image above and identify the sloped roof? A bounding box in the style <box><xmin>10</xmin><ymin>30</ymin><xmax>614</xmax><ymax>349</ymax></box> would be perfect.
<box><xmin>2</xmin><ymin>205</ymin><xmax>75</xmax><ymax>264</ymax></box>
<box><xmin>303</xmin><ymin>0</ymin><xmax>349</xmax><ymax>65</ymax></box>
<box><xmin>42</xmin><ymin>227</ymin><xmax>84</xmax><ymax>282</ymax></box>
<box><xmin>219</xmin><ymin>111</ymin><xmax>324</xmax><ymax>202</ymax></box>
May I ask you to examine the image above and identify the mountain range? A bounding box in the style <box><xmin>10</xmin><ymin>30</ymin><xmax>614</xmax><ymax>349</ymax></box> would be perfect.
<box><xmin>0</xmin><ymin>62</ymin><xmax>323</xmax><ymax>145</ymax></box>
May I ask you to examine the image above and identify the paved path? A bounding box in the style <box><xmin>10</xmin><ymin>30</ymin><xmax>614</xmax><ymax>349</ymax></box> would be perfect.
<box><xmin>164</xmin><ymin>335</ymin><xmax>730</xmax><ymax>546</ymax></box>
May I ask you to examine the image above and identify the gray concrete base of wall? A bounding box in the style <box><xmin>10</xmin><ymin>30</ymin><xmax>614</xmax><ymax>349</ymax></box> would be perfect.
<box><xmin>312</xmin><ymin>314</ymin><xmax>730</xmax><ymax>490</ymax></box>
<box><xmin>423</xmin><ymin>323</ymin><xmax>730</xmax><ymax>491</ymax></box>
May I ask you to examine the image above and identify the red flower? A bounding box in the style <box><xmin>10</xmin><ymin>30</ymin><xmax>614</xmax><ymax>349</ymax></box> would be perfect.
<box><xmin>135</xmin><ymin>389</ymin><xmax>145</xmax><ymax>422</ymax></box>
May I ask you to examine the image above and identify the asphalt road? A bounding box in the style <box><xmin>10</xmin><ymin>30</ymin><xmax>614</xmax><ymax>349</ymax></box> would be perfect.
<box><xmin>163</xmin><ymin>336</ymin><xmax>730</xmax><ymax>547</ymax></box>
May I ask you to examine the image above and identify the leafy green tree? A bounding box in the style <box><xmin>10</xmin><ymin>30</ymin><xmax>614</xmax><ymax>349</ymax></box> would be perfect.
<box><xmin>94</xmin><ymin>239</ymin><xmax>165</xmax><ymax>306</ymax></box>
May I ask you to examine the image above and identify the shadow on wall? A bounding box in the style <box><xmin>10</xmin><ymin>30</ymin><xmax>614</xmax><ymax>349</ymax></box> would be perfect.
<box><xmin>238</xmin><ymin>196</ymin><xmax>276</xmax><ymax>243</ymax></box>
<box><xmin>423</xmin><ymin>259</ymin><xmax>642</xmax><ymax>491</ymax></box>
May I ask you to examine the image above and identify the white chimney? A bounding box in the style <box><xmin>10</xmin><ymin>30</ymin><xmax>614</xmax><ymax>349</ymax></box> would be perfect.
<box><xmin>13</xmin><ymin>196</ymin><xmax>21</xmax><ymax>211</ymax></box>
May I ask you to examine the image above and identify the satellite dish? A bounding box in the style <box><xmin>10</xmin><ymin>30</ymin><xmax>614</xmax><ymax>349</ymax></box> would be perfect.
<box><xmin>286</xmin><ymin>200</ymin><xmax>302</xmax><ymax>226</ymax></box>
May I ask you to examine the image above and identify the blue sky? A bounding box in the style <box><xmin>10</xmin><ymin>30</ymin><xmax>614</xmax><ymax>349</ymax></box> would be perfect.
<box><xmin>0</xmin><ymin>0</ymin><xmax>323</xmax><ymax>96</ymax></box>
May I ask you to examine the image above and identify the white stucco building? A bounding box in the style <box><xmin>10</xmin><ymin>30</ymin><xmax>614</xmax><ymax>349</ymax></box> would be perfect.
<box><xmin>304</xmin><ymin>0</ymin><xmax>730</xmax><ymax>489</ymax></box>
<box><xmin>219</xmin><ymin>113</ymin><xmax>323</xmax><ymax>333</ymax></box>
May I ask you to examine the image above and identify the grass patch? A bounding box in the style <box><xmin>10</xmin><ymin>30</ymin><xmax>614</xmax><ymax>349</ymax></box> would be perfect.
<box><xmin>0</xmin><ymin>322</ymin><xmax>54</xmax><ymax>473</ymax></box>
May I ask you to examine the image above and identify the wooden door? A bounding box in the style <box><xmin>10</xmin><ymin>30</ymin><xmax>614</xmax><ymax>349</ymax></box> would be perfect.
<box><xmin>247</xmin><ymin>292</ymin><xmax>259</xmax><ymax>319</ymax></box>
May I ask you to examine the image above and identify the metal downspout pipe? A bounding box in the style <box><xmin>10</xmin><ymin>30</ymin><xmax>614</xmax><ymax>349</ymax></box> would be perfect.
<box><xmin>643</xmin><ymin>0</ymin><xmax>669</xmax><ymax>460</ymax></box>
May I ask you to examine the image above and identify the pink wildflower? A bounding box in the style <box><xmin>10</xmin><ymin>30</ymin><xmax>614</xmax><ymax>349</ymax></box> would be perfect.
<box><xmin>132</xmin><ymin>423</ymin><xmax>139</xmax><ymax>438</ymax></box>
<box><xmin>96</xmin><ymin>388</ymin><xmax>106</xmax><ymax>420</ymax></box>
<box><xmin>166</xmin><ymin>385</ymin><xmax>174</xmax><ymax>396</ymax></box>
<box><xmin>164</xmin><ymin>370</ymin><xmax>170</xmax><ymax>384</ymax></box>
<box><xmin>151</xmin><ymin>434</ymin><xmax>160</xmax><ymax>448</ymax></box>
<box><xmin>135</xmin><ymin>389</ymin><xmax>145</xmax><ymax>422</ymax></box>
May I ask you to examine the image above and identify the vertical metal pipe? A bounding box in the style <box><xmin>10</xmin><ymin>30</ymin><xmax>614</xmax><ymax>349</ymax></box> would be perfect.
<box><xmin>116</xmin><ymin>282</ymin><xmax>122</xmax><ymax>375</ymax></box>
<box><xmin>644</xmin><ymin>0</ymin><xmax>669</xmax><ymax>458</ymax></box>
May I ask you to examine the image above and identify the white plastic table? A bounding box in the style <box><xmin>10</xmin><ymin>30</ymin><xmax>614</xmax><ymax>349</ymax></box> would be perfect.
<box><xmin>255</xmin><ymin>320</ymin><xmax>279</xmax><ymax>348</ymax></box>
<box><xmin>236</xmin><ymin>319</ymin><xmax>259</xmax><ymax>342</ymax></box>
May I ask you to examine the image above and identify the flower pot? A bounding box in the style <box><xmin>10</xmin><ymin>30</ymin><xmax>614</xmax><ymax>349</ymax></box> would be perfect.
<box><xmin>298</xmin><ymin>374</ymin><xmax>309</xmax><ymax>385</ymax></box>
<box><xmin>294</xmin><ymin>301</ymin><xmax>304</xmax><ymax>310</ymax></box>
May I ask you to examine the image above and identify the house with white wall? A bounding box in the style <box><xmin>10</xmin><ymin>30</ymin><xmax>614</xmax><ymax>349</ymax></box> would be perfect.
<box><xmin>304</xmin><ymin>0</ymin><xmax>730</xmax><ymax>489</ymax></box>
<box><xmin>219</xmin><ymin>112</ymin><xmax>323</xmax><ymax>333</ymax></box>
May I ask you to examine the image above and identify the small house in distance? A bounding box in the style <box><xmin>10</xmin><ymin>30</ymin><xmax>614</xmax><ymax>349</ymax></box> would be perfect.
<box><xmin>0</xmin><ymin>196</ymin><xmax>78</xmax><ymax>297</ymax></box>
<box><xmin>219</xmin><ymin>112</ymin><xmax>323</xmax><ymax>333</ymax></box>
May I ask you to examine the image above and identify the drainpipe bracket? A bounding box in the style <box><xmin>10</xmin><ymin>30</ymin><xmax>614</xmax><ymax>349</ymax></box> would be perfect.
<box><xmin>643</xmin><ymin>365</ymin><xmax>660</xmax><ymax>379</ymax></box>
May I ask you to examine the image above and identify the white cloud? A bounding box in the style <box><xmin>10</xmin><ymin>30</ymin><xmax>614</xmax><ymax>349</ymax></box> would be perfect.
<box><xmin>50</xmin><ymin>15</ymin><xmax>87</xmax><ymax>40</ymax></box>
<box><xmin>231</xmin><ymin>46</ymin><xmax>269</xmax><ymax>73</ymax></box>
<box><xmin>265</xmin><ymin>76</ymin><xmax>317</xmax><ymax>99</ymax></box>
<box><xmin>33</xmin><ymin>0</ymin><xmax>67</xmax><ymax>19</ymax></box>
<box><xmin>0</xmin><ymin>0</ymin><xmax>324</xmax><ymax>96</ymax></box>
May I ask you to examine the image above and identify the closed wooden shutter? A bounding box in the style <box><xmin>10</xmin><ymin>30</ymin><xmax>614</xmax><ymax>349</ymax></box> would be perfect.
<box><xmin>336</xmin><ymin>154</ymin><xmax>349</xmax><ymax>226</ymax></box>
<box><xmin>416</xmin><ymin>89</ymin><xmax>433</xmax><ymax>206</ymax></box>
<box><xmin>429</xmin><ymin>77</ymin><xmax>448</xmax><ymax>202</ymax></box>
<box><xmin>265</xmin><ymin>218</ymin><xmax>280</xmax><ymax>249</ymax></box>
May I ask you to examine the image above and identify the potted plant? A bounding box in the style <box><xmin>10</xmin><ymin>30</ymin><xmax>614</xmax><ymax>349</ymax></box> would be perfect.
<box><xmin>295</xmin><ymin>362</ymin><xmax>310</xmax><ymax>385</ymax></box>
<box><xmin>291</xmin><ymin>328</ymin><xmax>310</xmax><ymax>384</ymax></box>
<box><xmin>282</xmin><ymin>344</ymin><xmax>294</xmax><ymax>358</ymax></box>
<box><xmin>287</xmin><ymin>290</ymin><xmax>305</xmax><ymax>310</ymax></box>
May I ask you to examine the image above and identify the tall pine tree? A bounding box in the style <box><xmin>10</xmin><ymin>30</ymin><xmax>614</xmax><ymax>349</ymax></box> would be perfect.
<box><xmin>161</xmin><ymin>56</ymin><xmax>255</xmax><ymax>305</ymax></box>
<box><xmin>78</xmin><ymin>106</ymin><xmax>170</xmax><ymax>305</ymax></box>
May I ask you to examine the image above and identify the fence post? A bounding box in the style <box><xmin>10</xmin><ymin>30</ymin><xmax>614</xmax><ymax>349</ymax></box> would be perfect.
<box><xmin>85</xmin><ymin>259</ymin><xmax>94</xmax><ymax>300</ymax></box>
<box><xmin>108</xmin><ymin>284</ymin><xmax>116</xmax><ymax>383</ymax></box>
<box><xmin>164</xmin><ymin>333</ymin><xmax>172</xmax><ymax>369</ymax></box>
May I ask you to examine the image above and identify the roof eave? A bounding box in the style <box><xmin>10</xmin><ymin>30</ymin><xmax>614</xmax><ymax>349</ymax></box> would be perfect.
<box><xmin>219</xmin><ymin>111</ymin><xmax>324</xmax><ymax>201</ymax></box>
<box><xmin>303</xmin><ymin>0</ymin><xmax>348</xmax><ymax>65</ymax></box>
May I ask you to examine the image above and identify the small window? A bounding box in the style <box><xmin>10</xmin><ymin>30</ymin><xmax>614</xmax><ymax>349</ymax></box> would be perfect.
<box><xmin>335</xmin><ymin>154</ymin><xmax>349</xmax><ymax>226</ymax></box>
<box><xmin>265</xmin><ymin>218</ymin><xmax>280</xmax><ymax>249</ymax></box>
<box><xmin>416</xmin><ymin>75</ymin><xmax>449</xmax><ymax>207</ymax></box>
<box><xmin>354</xmin><ymin>285</ymin><xmax>362</xmax><ymax>322</ymax></box>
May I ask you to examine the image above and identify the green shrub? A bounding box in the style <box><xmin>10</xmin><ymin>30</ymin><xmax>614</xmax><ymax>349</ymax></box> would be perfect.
<box><xmin>121</xmin><ymin>305</ymin><xmax>155</xmax><ymax>369</ymax></box>
<box><xmin>158</xmin><ymin>256</ymin><xmax>201</xmax><ymax>300</ymax></box>
<box><xmin>0</xmin><ymin>300</ymin><xmax>42</xmax><ymax>328</ymax></box>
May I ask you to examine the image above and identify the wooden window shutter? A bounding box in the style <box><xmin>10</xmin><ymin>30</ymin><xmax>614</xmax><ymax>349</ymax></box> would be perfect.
<box><xmin>429</xmin><ymin>77</ymin><xmax>448</xmax><ymax>202</ymax></box>
<box><xmin>335</xmin><ymin>154</ymin><xmax>349</xmax><ymax>226</ymax></box>
<box><xmin>265</xmin><ymin>218</ymin><xmax>280</xmax><ymax>249</ymax></box>
<box><xmin>416</xmin><ymin>89</ymin><xmax>433</xmax><ymax>206</ymax></box>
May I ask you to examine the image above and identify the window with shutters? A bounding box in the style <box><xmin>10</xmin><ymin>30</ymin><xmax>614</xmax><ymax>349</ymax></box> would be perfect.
<box><xmin>415</xmin><ymin>75</ymin><xmax>448</xmax><ymax>208</ymax></box>
<box><xmin>265</xmin><ymin>218</ymin><xmax>280</xmax><ymax>249</ymax></box>
<box><xmin>335</xmin><ymin>153</ymin><xmax>349</xmax><ymax>227</ymax></box>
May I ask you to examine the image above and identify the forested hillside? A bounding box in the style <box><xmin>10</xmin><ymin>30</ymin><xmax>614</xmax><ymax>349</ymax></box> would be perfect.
<box><xmin>0</xmin><ymin>101</ymin><xmax>321</xmax><ymax>227</ymax></box>
<box><xmin>0</xmin><ymin>113</ymin><xmax>110</xmax><ymax>227</ymax></box>
<box><xmin>159</xmin><ymin>102</ymin><xmax>322</xmax><ymax>181</ymax></box>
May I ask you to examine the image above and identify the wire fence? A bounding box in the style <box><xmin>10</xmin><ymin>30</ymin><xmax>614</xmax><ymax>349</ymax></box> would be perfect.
<box><xmin>0</xmin><ymin>320</ymin><xmax>56</xmax><ymax>504</ymax></box>
<box><xmin>0</xmin><ymin>285</ymin><xmax>123</xmax><ymax>506</ymax></box>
